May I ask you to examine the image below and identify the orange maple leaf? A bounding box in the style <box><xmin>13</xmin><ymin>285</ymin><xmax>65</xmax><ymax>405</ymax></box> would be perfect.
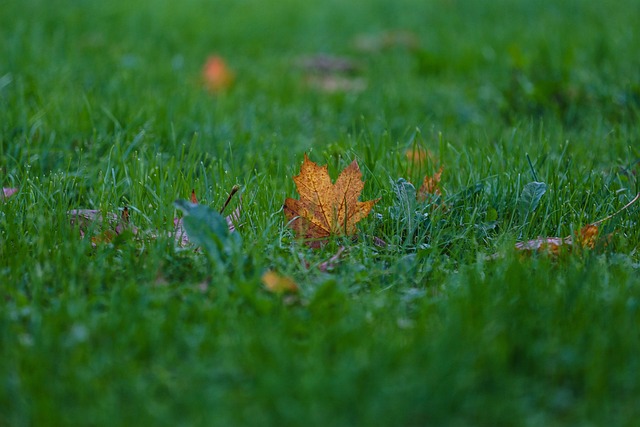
<box><xmin>284</xmin><ymin>154</ymin><xmax>379</xmax><ymax>246</ymax></box>
<box><xmin>417</xmin><ymin>166</ymin><xmax>443</xmax><ymax>202</ymax></box>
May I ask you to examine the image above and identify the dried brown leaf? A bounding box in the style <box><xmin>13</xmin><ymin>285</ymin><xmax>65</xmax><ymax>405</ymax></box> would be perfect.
<box><xmin>296</xmin><ymin>54</ymin><xmax>361</xmax><ymax>74</ymax></box>
<box><xmin>2</xmin><ymin>187</ymin><xmax>18</xmax><ymax>200</ymax></box>
<box><xmin>68</xmin><ymin>207</ymin><xmax>137</xmax><ymax>246</ymax></box>
<box><xmin>515</xmin><ymin>192</ymin><xmax>640</xmax><ymax>256</ymax></box>
<box><xmin>317</xmin><ymin>246</ymin><xmax>346</xmax><ymax>272</ymax></box>
<box><xmin>305</xmin><ymin>75</ymin><xmax>367</xmax><ymax>93</ymax></box>
<box><xmin>173</xmin><ymin>189</ymin><xmax>239</xmax><ymax>247</ymax></box>
<box><xmin>515</xmin><ymin>224</ymin><xmax>599</xmax><ymax>256</ymax></box>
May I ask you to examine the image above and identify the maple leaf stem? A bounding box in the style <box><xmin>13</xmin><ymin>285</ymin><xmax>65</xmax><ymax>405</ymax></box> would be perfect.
<box><xmin>590</xmin><ymin>192</ymin><xmax>640</xmax><ymax>226</ymax></box>
<box><xmin>220</xmin><ymin>184</ymin><xmax>240</xmax><ymax>214</ymax></box>
<box><xmin>342</xmin><ymin>196</ymin><xmax>348</xmax><ymax>235</ymax></box>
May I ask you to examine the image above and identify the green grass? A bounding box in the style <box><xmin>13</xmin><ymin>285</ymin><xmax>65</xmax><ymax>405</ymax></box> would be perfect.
<box><xmin>2</xmin><ymin>0</ymin><xmax>640</xmax><ymax>425</ymax></box>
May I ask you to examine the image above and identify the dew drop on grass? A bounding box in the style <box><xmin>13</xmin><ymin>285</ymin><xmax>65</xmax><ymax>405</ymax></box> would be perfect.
<box><xmin>19</xmin><ymin>334</ymin><xmax>33</xmax><ymax>347</ymax></box>
<box><xmin>69</xmin><ymin>324</ymin><xmax>89</xmax><ymax>344</ymax></box>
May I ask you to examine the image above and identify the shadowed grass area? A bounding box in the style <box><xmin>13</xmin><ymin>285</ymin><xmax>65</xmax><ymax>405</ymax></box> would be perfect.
<box><xmin>1</xmin><ymin>0</ymin><xmax>639</xmax><ymax>425</ymax></box>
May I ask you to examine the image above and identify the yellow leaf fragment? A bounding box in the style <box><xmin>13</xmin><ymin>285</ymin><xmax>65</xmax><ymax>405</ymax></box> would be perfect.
<box><xmin>417</xmin><ymin>167</ymin><xmax>443</xmax><ymax>202</ymax></box>
<box><xmin>578</xmin><ymin>223</ymin><xmax>599</xmax><ymax>249</ymax></box>
<box><xmin>262</xmin><ymin>270</ymin><xmax>299</xmax><ymax>294</ymax></box>
<box><xmin>284</xmin><ymin>154</ymin><xmax>379</xmax><ymax>246</ymax></box>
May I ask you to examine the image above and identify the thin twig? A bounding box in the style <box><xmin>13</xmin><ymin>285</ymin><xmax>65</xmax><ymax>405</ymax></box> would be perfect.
<box><xmin>591</xmin><ymin>192</ymin><xmax>640</xmax><ymax>226</ymax></box>
<box><xmin>220</xmin><ymin>184</ymin><xmax>240</xmax><ymax>214</ymax></box>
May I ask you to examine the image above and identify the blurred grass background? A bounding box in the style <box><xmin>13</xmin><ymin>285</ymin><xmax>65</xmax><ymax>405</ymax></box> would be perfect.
<box><xmin>1</xmin><ymin>0</ymin><xmax>640</xmax><ymax>425</ymax></box>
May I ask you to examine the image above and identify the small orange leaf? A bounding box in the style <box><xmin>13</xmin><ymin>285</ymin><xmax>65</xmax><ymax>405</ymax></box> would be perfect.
<box><xmin>417</xmin><ymin>167</ymin><xmax>443</xmax><ymax>202</ymax></box>
<box><xmin>190</xmin><ymin>189</ymin><xmax>198</xmax><ymax>204</ymax></box>
<box><xmin>262</xmin><ymin>270</ymin><xmax>299</xmax><ymax>293</ymax></box>
<box><xmin>578</xmin><ymin>224</ymin><xmax>599</xmax><ymax>249</ymax></box>
<box><xmin>203</xmin><ymin>55</ymin><xmax>234</xmax><ymax>93</ymax></box>
<box><xmin>284</xmin><ymin>154</ymin><xmax>379</xmax><ymax>247</ymax></box>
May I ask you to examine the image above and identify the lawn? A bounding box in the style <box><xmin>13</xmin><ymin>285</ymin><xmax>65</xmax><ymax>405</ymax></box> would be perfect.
<box><xmin>1</xmin><ymin>0</ymin><xmax>640</xmax><ymax>425</ymax></box>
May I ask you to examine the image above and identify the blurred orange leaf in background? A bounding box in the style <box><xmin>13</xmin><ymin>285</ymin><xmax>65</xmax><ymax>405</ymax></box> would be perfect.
<box><xmin>203</xmin><ymin>55</ymin><xmax>234</xmax><ymax>92</ymax></box>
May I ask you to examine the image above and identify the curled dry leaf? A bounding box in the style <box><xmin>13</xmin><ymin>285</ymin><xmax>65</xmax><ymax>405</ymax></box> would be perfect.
<box><xmin>284</xmin><ymin>154</ymin><xmax>379</xmax><ymax>247</ymax></box>
<box><xmin>514</xmin><ymin>224</ymin><xmax>600</xmax><ymax>256</ymax></box>
<box><xmin>299</xmin><ymin>246</ymin><xmax>350</xmax><ymax>271</ymax></box>
<box><xmin>371</xmin><ymin>235</ymin><xmax>388</xmax><ymax>247</ymax></box>
<box><xmin>296</xmin><ymin>54</ymin><xmax>366</xmax><ymax>94</ymax></box>
<box><xmin>174</xmin><ymin>189</ymin><xmax>240</xmax><ymax>247</ymax></box>
<box><xmin>202</xmin><ymin>55</ymin><xmax>234</xmax><ymax>93</ymax></box>
<box><xmin>296</xmin><ymin>54</ymin><xmax>361</xmax><ymax>74</ymax></box>
<box><xmin>317</xmin><ymin>246</ymin><xmax>346</xmax><ymax>272</ymax></box>
<box><xmin>68</xmin><ymin>207</ymin><xmax>137</xmax><ymax>246</ymax></box>
<box><xmin>262</xmin><ymin>270</ymin><xmax>299</xmax><ymax>294</ymax></box>
<box><xmin>515</xmin><ymin>192</ymin><xmax>640</xmax><ymax>256</ymax></box>
<box><xmin>305</xmin><ymin>75</ymin><xmax>367</xmax><ymax>94</ymax></box>
<box><xmin>352</xmin><ymin>30</ymin><xmax>419</xmax><ymax>53</ymax></box>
